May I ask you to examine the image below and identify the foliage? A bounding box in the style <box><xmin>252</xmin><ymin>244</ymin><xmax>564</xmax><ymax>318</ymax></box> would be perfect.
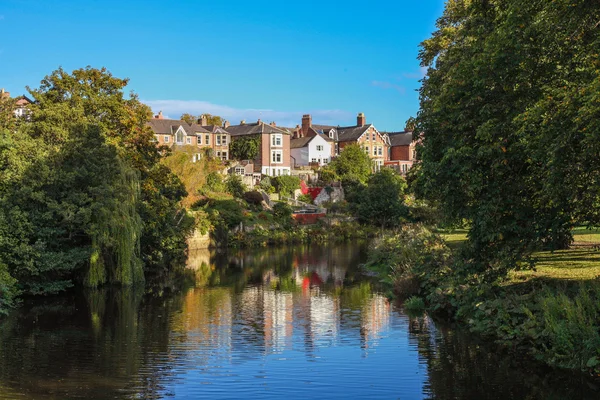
<box><xmin>272</xmin><ymin>202</ymin><xmax>293</xmax><ymax>222</ymax></box>
<box><xmin>201</xmin><ymin>172</ymin><xmax>226</xmax><ymax>193</ymax></box>
<box><xmin>328</xmin><ymin>143</ymin><xmax>372</xmax><ymax>184</ymax></box>
<box><xmin>225</xmin><ymin>174</ymin><xmax>247</xmax><ymax>198</ymax></box>
<box><xmin>404</xmin><ymin>296</ymin><xmax>426</xmax><ymax>312</ymax></box>
<box><xmin>257</xmin><ymin>176</ymin><xmax>275</xmax><ymax>193</ymax></box>
<box><xmin>318</xmin><ymin>166</ymin><xmax>339</xmax><ymax>185</ymax></box>
<box><xmin>243</xmin><ymin>190</ymin><xmax>264</xmax><ymax>206</ymax></box>
<box><xmin>415</xmin><ymin>0</ymin><xmax>600</xmax><ymax>280</ymax></box>
<box><xmin>180</xmin><ymin>113</ymin><xmax>224</xmax><ymax>126</ymax></box>
<box><xmin>0</xmin><ymin>67</ymin><xmax>192</xmax><ymax>303</ymax></box>
<box><xmin>272</xmin><ymin>175</ymin><xmax>301</xmax><ymax>197</ymax></box>
<box><xmin>230</xmin><ymin>135</ymin><xmax>261</xmax><ymax>160</ymax></box>
<box><xmin>297</xmin><ymin>194</ymin><xmax>313</xmax><ymax>204</ymax></box>
<box><xmin>352</xmin><ymin>168</ymin><xmax>409</xmax><ymax>229</ymax></box>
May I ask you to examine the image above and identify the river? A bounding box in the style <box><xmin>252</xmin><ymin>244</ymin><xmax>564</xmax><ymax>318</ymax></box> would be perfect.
<box><xmin>0</xmin><ymin>243</ymin><xmax>597</xmax><ymax>399</ymax></box>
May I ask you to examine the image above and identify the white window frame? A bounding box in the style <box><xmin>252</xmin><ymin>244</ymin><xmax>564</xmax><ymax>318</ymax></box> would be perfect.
<box><xmin>221</xmin><ymin>151</ymin><xmax>228</xmax><ymax>160</ymax></box>
<box><xmin>197</xmin><ymin>136</ymin><xmax>202</xmax><ymax>145</ymax></box>
<box><xmin>235</xmin><ymin>167</ymin><xmax>245</xmax><ymax>176</ymax></box>
<box><xmin>216</xmin><ymin>135</ymin><xmax>221</xmax><ymax>146</ymax></box>
<box><xmin>365</xmin><ymin>146</ymin><xmax>369</xmax><ymax>155</ymax></box>
<box><xmin>205</xmin><ymin>134</ymin><xmax>210</xmax><ymax>145</ymax></box>
<box><xmin>222</xmin><ymin>135</ymin><xmax>227</xmax><ymax>146</ymax></box>
<box><xmin>316</xmin><ymin>145</ymin><xmax>323</xmax><ymax>151</ymax></box>
<box><xmin>271</xmin><ymin>134</ymin><xmax>282</xmax><ymax>147</ymax></box>
<box><xmin>271</xmin><ymin>150</ymin><xmax>283</xmax><ymax>164</ymax></box>
<box><xmin>186</xmin><ymin>137</ymin><xmax>192</xmax><ymax>144</ymax></box>
<box><xmin>378</xmin><ymin>146</ymin><xmax>383</xmax><ymax>156</ymax></box>
<box><xmin>164</xmin><ymin>135</ymin><xmax>170</xmax><ymax>143</ymax></box>
<box><xmin>372</xmin><ymin>133</ymin><xmax>376</xmax><ymax>141</ymax></box>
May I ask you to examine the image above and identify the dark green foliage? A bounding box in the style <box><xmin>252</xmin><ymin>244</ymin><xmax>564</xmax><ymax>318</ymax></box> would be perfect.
<box><xmin>272</xmin><ymin>202</ymin><xmax>293</xmax><ymax>222</ymax></box>
<box><xmin>352</xmin><ymin>168</ymin><xmax>409</xmax><ymax>229</ymax></box>
<box><xmin>225</xmin><ymin>174</ymin><xmax>247</xmax><ymax>198</ymax></box>
<box><xmin>272</xmin><ymin>175</ymin><xmax>301</xmax><ymax>196</ymax></box>
<box><xmin>297</xmin><ymin>194</ymin><xmax>313</xmax><ymax>204</ymax></box>
<box><xmin>229</xmin><ymin>135</ymin><xmax>261</xmax><ymax>160</ymax></box>
<box><xmin>415</xmin><ymin>0</ymin><xmax>600</xmax><ymax>280</ymax></box>
<box><xmin>202</xmin><ymin>172</ymin><xmax>226</xmax><ymax>193</ymax></box>
<box><xmin>0</xmin><ymin>67</ymin><xmax>192</xmax><ymax>304</ymax></box>
<box><xmin>243</xmin><ymin>191</ymin><xmax>264</xmax><ymax>205</ymax></box>
<box><xmin>257</xmin><ymin>176</ymin><xmax>275</xmax><ymax>193</ymax></box>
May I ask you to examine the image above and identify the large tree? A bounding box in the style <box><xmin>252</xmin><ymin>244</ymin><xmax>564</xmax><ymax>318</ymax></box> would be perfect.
<box><xmin>415</xmin><ymin>0</ymin><xmax>600</xmax><ymax>279</ymax></box>
<box><xmin>0</xmin><ymin>67</ymin><xmax>193</xmax><ymax>297</ymax></box>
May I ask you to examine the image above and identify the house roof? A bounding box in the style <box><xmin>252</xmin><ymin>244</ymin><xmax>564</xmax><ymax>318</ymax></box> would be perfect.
<box><xmin>200</xmin><ymin>125</ymin><xmax>230</xmax><ymax>134</ymax></box>
<box><xmin>189</xmin><ymin>123</ymin><xmax>211</xmax><ymax>134</ymax></box>
<box><xmin>290</xmin><ymin>136</ymin><xmax>314</xmax><ymax>149</ymax></box>
<box><xmin>336</xmin><ymin>124</ymin><xmax>372</xmax><ymax>142</ymax></box>
<box><xmin>388</xmin><ymin>131</ymin><xmax>414</xmax><ymax>147</ymax></box>
<box><xmin>148</xmin><ymin>118</ymin><xmax>200</xmax><ymax>135</ymax></box>
<box><xmin>226</xmin><ymin>122</ymin><xmax>291</xmax><ymax>136</ymax></box>
<box><xmin>312</xmin><ymin>124</ymin><xmax>336</xmax><ymax>131</ymax></box>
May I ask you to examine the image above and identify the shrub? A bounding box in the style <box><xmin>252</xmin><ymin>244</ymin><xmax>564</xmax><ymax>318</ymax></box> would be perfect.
<box><xmin>272</xmin><ymin>175</ymin><xmax>301</xmax><ymax>196</ymax></box>
<box><xmin>297</xmin><ymin>194</ymin><xmax>313</xmax><ymax>204</ymax></box>
<box><xmin>258</xmin><ymin>176</ymin><xmax>275</xmax><ymax>193</ymax></box>
<box><xmin>244</xmin><ymin>190</ymin><xmax>264</xmax><ymax>205</ymax></box>
<box><xmin>273</xmin><ymin>202</ymin><xmax>293</xmax><ymax>222</ymax></box>
<box><xmin>225</xmin><ymin>174</ymin><xmax>247</xmax><ymax>198</ymax></box>
<box><xmin>404</xmin><ymin>296</ymin><xmax>426</xmax><ymax>312</ymax></box>
<box><xmin>202</xmin><ymin>171</ymin><xmax>226</xmax><ymax>193</ymax></box>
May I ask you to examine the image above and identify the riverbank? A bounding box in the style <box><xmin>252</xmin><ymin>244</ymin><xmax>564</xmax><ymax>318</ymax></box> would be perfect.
<box><xmin>366</xmin><ymin>225</ymin><xmax>600</xmax><ymax>377</ymax></box>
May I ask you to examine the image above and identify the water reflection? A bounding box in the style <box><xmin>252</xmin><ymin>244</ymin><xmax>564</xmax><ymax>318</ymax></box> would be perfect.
<box><xmin>0</xmin><ymin>243</ymin><xmax>598</xmax><ymax>399</ymax></box>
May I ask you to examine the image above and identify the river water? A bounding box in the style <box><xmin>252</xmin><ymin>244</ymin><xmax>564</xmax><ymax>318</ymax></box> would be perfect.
<box><xmin>0</xmin><ymin>243</ymin><xmax>597</xmax><ymax>399</ymax></box>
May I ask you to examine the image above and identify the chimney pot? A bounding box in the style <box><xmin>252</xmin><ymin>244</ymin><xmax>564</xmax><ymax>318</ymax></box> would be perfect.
<box><xmin>257</xmin><ymin>119</ymin><xmax>262</xmax><ymax>124</ymax></box>
<box><xmin>155</xmin><ymin>110</ymin><xmax>164</xmax><ymax>119</ymax></box>
<box><xmin>224</xmin><ymin>120</ymin><xmax>230</xmax><ymax>128</ymax></box>
<box><xmin>241</xmin><ymin>120</ymin><xmax>246</xmax><ymax>125</ymax></box>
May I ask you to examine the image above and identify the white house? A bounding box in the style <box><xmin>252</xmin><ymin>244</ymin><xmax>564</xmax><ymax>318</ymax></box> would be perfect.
<box><xmin>290</xmin><ymin>134</ymin><xmax>332</xmax><ymax>167</ymax></box>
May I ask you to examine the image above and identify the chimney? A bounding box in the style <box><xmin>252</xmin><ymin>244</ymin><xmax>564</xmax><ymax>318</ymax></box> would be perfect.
<box><xmin>155</xmin><ymin>110</ymin><xmax>164</xmax><ymax>119</ymax></box>
<box><xmin>357</xmin><ymin>112</ymin><xmax>366</xmax><ymax>126</ymax></box>
<box><xmin>270</xmin><ymin>121</ymin><xmax>276</xmax><ymax>127</ymax></box>
<box><xmin>240</xmin><ymin>120</ymin><xmax>246</xmax><ymax>125</ymax></box>
<box><xmin>199</xmin><ymin>114</ymin><xmax>208</xmax><ymax>126</ymax></box>
<box><xmin>223</xmin><ymin>120</ymin><xmax>230</xmax><ymax>128</ymax></box>
<box><xmin>301</xmin><ymin>114</ymin><xmax>312</xmax><ymax>137</ymax></box>
<box><xmin>257</xmin><ymin>118</ymin><xmax>262</xmax><ymax>124</ymax></box>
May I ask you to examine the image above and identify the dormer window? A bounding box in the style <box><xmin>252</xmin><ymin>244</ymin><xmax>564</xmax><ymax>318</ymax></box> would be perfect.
<box><xmin>175</xmin><ymin>127</ymin><xmax>185</xmax><ymax>144</ymax></box>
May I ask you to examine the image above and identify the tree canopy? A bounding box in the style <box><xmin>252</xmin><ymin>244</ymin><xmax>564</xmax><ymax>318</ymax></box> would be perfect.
<box><xmin>180</xmin><ymin>113</ymin><xmax>224</xmax><ymax>126</ymax></box>
<box><xmin>414</xmin><ymin>0</ymin><xmax>600</xmax><ymax>279</ymax></box>
<box><xmin>0</xmin><ymin>67</ymin><xmax>193</xmax><ymax>312</ymax></box>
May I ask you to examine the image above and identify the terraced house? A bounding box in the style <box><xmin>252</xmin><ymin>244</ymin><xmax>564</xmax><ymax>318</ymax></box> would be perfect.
<box><xmin>296</xmin><ymin>112</ymin><xmax>390</xmax><ymax>170</ymax></box>
<box><xmin>226</xmin><ymin>120</ymin><xmax>293</xmax><ymax>176</ymax></box>
<box><xmin>147</xmin><ymin>112</ymin><xmax>231</xmax><ymax>161</ymax></box>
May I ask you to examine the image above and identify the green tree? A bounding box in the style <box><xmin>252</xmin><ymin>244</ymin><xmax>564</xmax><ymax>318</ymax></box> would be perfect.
<box><xmin>415</xmin><ymin>0</ymin><xmax>600</xmax><ymax>279</ymax></box>
<box><xmin>272</xmin><ymin>175</ymin><xmax>301</xmax><ymax>197</ymax></box>
<box><xmin>230</xmin><ymin>135</ymin><xmax>260</xmax><ymax>160</ymax></box>
<box><xmin>329</xmin><ymin>143</ymin><xmax>372</xmax><ymax>184</ymax></box>
<box><xmin>354</xmin><ymin>168</ymin><xmax>408</xmax><ymax>229</ymax></box>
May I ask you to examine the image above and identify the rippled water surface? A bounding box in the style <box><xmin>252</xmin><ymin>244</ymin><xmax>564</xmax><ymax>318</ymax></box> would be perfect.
<box><xmin>0</xmin><ymin>243</ymin><xmax>598</xmax><ymax>399</ymax></box>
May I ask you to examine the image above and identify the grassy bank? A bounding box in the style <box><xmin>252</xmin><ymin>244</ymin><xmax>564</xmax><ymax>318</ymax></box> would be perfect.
<box><xmin>367</xmin><ymin>226</ymin><xmax>600</xmax><ymax>376</ymax></box>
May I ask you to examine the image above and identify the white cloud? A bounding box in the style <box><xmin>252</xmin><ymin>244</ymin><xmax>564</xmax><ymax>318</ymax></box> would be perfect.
<box><xmin>371</xmin><ymin>80</ymin><xmax>406</xmax><ymax>94</ymax></box>
<box><xmin>401</xmin><ymin>66</ymin><xmax>428</xmax><ymax>80</ymax></box>
<box><xmin>142</xmin><ymin>99</ymin><xmax>353</xmax><ymax>127</ymax></box>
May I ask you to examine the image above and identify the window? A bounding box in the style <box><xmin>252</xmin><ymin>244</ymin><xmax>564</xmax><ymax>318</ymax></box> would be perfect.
<box><xmin>316</xmin><ymin>145</ymin><xmax>324</xmax><ymax>151</ymax></box>
<box><xmin>311</xmin><ymin>158</ymin><xmax>317</xmax><ymax>163</ymax></box>
<box><xmin>192</xmin><ymin>153</ymin><xmax>202</xmax><ymax>163</ymax></box>
<box><xmin>222</xmin><ymin>135</ymin><xmax>227</xmax><ymax>146</ymax></box>
<box><xmin>197</xmin><ymin>136</ymin><xmax>201</xmax><ymax>145</ymax></box>
<box><xmin>378</xmin><ymin>146</ymin><xmax>383</xmax><ymax>156</ymax></box>
<box><xmin>164</xmin><ymin>136</ymin><xmax>170</xmax><ymax>143</ymax></box>
<box><xmin>235</xmin><ymin>167</ymin><xmax>245</xmax><ymax>176</ymax></box>
<box><xmin>271</xmin><ymin>134</ymin><xmax>282</xmax><ymax>147</ymax></box>
<box><xmin>365</xmin><ymin>146</ymin><xmax>369</xmax><ymax>155</ymax></box>
<box><xmin>186</xmin><ymin>137</ymin><xmax>192</xmax><ymax>144</ymax></box>
<box><xmin>402</xmin><ymin>164</ymin><xmax>407</xmax><ymax>173</ymax></box>
<box><xmin>216</xmin><ymin>135</ymin><xmax>221</xmax><ymax>146</ymax></box>
<box><xmin>373</xmin><ymin>147</ymin><xmax>377</xmax><ymax>156</ymax></box>
<box><xmin>205</xmin><ymin>134</ymin><xmax>210</xmax><ymax>145</ymax></box>
<box><xmin>372</xmin><ymin>133</ymin><xmax>376</xmax><ymax>141</ymax></box>
<box><xmin>176</xmin><ymin>130</ymin><xmax>184</xmax><ymax>144</ymax></box>
<box><xmin>412</xmin><ymin>150</ymin><xmax>417</xmax><ymax>160</ymax></box>
<box><xmin>221</xmin><ymin>151</ymin><xmax>228</xmax><ymax>160</ymax></box>
<box><xmin>271</xmin><ymin>150</ymin><xmax>283</xmax><ymax>163</ymax></box>
<box><xmin>329</xmin><ymin>131</ymin><xmax>334</xmax><ymax>139</ymax></box>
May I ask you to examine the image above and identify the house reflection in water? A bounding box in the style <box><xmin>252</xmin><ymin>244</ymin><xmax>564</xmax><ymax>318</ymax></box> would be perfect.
<box><xmin>179</xmin><ymin>243</ymin><xmax>390</xmax><ymax>360</ymax></box>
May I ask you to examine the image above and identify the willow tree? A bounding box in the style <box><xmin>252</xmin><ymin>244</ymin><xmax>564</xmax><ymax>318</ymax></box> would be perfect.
<box><xmin>415</xmin><ymin>0</ymin><xmax>600</xmax><ymax>280</ymax></box>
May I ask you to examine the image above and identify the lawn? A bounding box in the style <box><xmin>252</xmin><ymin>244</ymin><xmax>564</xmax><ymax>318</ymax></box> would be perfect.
<box><xmin>439</xmin><ymin>227</ymin><xmax>600</xmax><ymax>282</ymax></box>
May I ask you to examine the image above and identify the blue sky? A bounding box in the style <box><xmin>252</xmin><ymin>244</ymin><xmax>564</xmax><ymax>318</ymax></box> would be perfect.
<box><xmin>0</xmin><ymin>0</ymin><xmax>444</xmax><ymax>131</ymax></box>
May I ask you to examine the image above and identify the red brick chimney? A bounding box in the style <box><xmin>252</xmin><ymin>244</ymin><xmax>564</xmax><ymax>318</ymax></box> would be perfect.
<box><xmin>301</xmin><ymin>114</ymin><xmax>312</xmax><ymax>137</ymax></box>
<box><xmin>154</xmin><ymin>110</ymin><xmax>164</xmax><ymax>119</ymax></box>
<box><xmin>270</xmin><ymin>121</ymin><xmax>276</xmax><ymax>127</ymax></box>
<box><xmin>257</xmin><ymin>118</ymin><xmax>262</xmax><ymax>125</ymax></box>
<box><xmin>357</xmin><ymin>112</ymin><xmax>366</xmax><ymax>126</ymax></box>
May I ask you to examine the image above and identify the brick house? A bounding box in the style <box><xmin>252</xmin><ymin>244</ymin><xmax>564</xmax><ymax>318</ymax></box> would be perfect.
<box><xmin>297</xmin><ymin>112</ymin><xmax>390</xmax><ymax>170</ymax></box>
<box><xmin>147</xmin><ymin>112</ymin><xmax>231</xmax><ymax>161</ymax></box>
<box><xmin>384</xmin><ymin>131</ymin><xmax>417</xmax><ymax>175</ymax></box>
<box><xmin>226</xmin><ymin>120</ymin><xmax>292</xmax><ymax>176</ymax></box>
<box><xmin>1</xmin><ymin>88</ymin><xmax>33</xmax><ymax>118</ymax></box>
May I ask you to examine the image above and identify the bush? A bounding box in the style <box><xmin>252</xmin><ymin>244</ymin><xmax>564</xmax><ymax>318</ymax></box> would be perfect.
<box><xmin>272</xmin><ymin>175</ymin><xmax>301</xmax><ymax>196</ymax></box>
<box><xmin>202</xmin><ymin>171</ymin><xmax>226</xmax><ymax>193</ymax></box>
<box><xmin>297</xmin><ymin>194</ymin><xmax>313</xmax><ymax>204</ymax></box>
<box><xmin>404</xmin><ymin>296</ymin><xmax>426</xmax><ymax>312</ymax></box>
<box><xmin>273</xmin><ymin>202</ymin><xmax>293</xmax><ymax>222</ymax></box>
<box><xmin>244</xmin><ymin>190</ymin><xmax>264</xmax><ymax>205</ymax></box>
<box><xmin>225</xmin><ymin>174</ymin><xmax>247</xmax><ymax>198</ymax></box>
<box><xmin>258</xmin><ymin>176</ymin><xmax>275</xmax><ymax>193</ymax></box>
